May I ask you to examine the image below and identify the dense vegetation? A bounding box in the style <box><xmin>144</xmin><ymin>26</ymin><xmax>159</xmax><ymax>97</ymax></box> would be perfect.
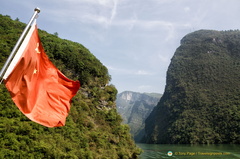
<box><xmin>0</xmin><ymin>14</ymin><xmax>141</xmax><ymax>158</ymax></box>
<box><xmin>144</xmin><ymin>30</ymin><xmax>240</xmax><ymax>144</ymax></box>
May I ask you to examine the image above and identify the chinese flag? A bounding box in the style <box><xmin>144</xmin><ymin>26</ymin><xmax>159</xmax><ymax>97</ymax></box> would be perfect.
<box><xmin>4</xmin><ymin>21</ymin><xmax>80</xmax><ymax>127</ymax></box>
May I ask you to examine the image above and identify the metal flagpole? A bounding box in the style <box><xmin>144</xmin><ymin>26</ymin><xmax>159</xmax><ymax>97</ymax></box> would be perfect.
<box><xmin>0</xmin><ymin>7</ymin><xmax>41</xmax><ymax>84</ymax></box>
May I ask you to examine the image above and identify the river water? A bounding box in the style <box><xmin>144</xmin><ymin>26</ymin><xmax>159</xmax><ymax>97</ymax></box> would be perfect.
<box><xmin>137</xmin><ymin>144</ymin><xmax>240</xmax><ymax>159</ymax></box>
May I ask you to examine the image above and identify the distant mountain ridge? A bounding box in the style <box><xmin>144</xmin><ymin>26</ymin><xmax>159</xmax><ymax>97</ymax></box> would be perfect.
<box><xmin>143</xmin><ymin>30</ymin><xmax>240</xmax><ymax>144</ymax></box>
<box><xmin>116</xmin><ymin>91</ymin><xmax>162</xmax><ymax>142</ymax></box>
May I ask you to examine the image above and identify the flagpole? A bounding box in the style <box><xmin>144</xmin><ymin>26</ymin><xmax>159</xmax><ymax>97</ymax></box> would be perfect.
<box><xmin>0</xmin><ymin>8</ymin><xmax>40</xmax><ymax>83</ymax></box>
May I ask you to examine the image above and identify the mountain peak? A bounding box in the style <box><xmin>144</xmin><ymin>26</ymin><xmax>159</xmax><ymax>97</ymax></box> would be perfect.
<box><xmin>144</xmin><ymin>29</ymin><xmax>240</xmax><ymax>144</ymax></box>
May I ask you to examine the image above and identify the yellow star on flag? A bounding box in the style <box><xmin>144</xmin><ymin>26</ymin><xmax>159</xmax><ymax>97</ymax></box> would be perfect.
<box><xmin>33</xmin><ymin>69</ymin><xmax>38</xmax><ymax>74</ymax></box>
<box><xmin>35</xmin><ymin>43</ymin><xmax>41</xmax><ymax>53</ymax></box>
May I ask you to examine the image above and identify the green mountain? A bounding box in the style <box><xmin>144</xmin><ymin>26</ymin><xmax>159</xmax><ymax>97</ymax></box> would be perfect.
<box><xmin>116</xmin><ymin>91</ymin><xmax>162</xmax><ymax>142</ymax></box>
<box><xmin>143</xmin><ymin>30</ymin><xmax>240</xmax><ymax>144</ymax></box>
<box><xmin>0</xmin><ymin>14</ymin><xmax>141</xmax><ymax>158</ymax></box>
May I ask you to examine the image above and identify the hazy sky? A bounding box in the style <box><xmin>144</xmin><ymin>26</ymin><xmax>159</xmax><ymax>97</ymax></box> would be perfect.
<box><xmin>1</xmin><ymin>0</ymin><xmax>240</xmax><ymax>93</ymax></box>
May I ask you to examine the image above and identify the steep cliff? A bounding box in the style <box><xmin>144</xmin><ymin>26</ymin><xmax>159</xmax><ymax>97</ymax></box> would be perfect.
<box><xmin>117</xmin><ymin>91</ymin><xmax>161</xmax><ymax>142</ymax></box>
<box><xmin>144</xmin><ymin>30</ymin><xmax>240</xmax><ymax>144</ymax></box>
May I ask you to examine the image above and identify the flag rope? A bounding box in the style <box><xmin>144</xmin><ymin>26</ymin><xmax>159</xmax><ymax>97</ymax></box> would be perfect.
<box><xmin>0</xmin><ymin>78</ymin><xmax>3</xmax><ymax>85</ymax></box>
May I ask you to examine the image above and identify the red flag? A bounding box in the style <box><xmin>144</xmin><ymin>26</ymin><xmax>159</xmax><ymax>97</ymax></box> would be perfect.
<box><xmin>4</xmin><ymin>21</ymin><xmax>80</xmax><ymax>127</ymax></box>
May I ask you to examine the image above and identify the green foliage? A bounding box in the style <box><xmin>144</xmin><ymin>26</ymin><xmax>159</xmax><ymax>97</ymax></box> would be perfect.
<box><xmin>0</xmin><ymin>14</ymin><xmax>141</xmax><ymax>158</ymax></box>
<box><xmin>144</xmin><ymin>29</ymin><xmax>240</xmax><ymax>144</ymax></box>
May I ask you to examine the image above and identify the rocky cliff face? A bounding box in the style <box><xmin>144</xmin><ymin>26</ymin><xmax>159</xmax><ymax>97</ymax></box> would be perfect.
<box><xmin>116</xmin><ymin>91</ymin><xmax>162</xmax><ymax>142</ymax></box>
<box><xmin>143</xmin><ymin>30</ymin><xmax>240</xmax><ymax>144</ymax></box>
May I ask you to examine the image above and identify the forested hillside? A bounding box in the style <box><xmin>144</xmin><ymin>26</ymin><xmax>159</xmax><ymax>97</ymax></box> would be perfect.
<box><xmin>0</xmin><ymin>14</ymin><xmax>141</xmax><ymax>158</ymax></box>
<box><xmin>144</xmin><ymin>30</ymin><xmax>240</xmax><ymax>144</ymax></box>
